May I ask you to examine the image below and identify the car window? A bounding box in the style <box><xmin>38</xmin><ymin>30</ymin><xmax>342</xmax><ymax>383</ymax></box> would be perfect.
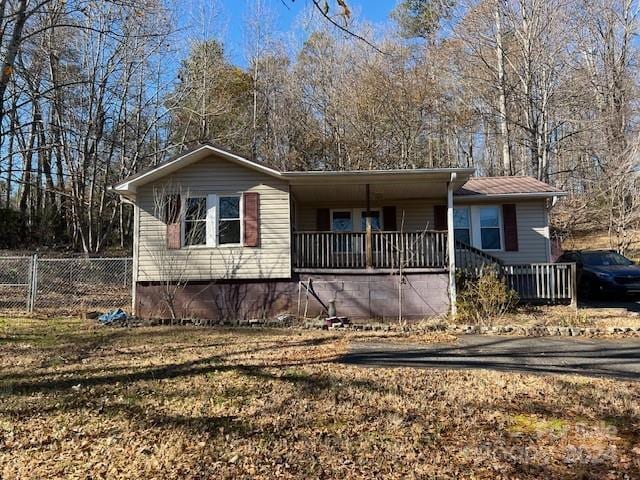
<box><xmin>558</xmin><ymin>252</ymin><xmax>578</xmax><ymax>263</ymax></box>
<box><xmin>581</xmin><ymin>252</ymin><xmax>633</xmax><ymax>266</ymax></box>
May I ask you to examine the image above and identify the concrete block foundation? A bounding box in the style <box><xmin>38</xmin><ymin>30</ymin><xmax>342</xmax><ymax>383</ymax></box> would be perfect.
<box><xmin>135</xmin><ymin>272</ymin><xmax>449</xmax><ymax>322</ymax></box>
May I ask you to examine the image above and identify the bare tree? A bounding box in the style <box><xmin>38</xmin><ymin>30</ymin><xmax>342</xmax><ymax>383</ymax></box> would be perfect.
<box><xmin>0</xmin><ymin>0</ymin><xmax>175</xmax><ymax>251</ymax></box>
<box><xmin>1</xmin><ymin>0</ymin><xmax>639</xmax><ymax>254</ymax></box>
<box><xmin>493</xmin><ymin>0</ymin><xmax>511</xmax><ymax>174</ymax></box>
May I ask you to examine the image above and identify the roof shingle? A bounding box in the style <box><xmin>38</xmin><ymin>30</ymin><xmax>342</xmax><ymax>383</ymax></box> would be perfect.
<box><xmin>455</xmin><ymin>176</ymin><xmax>563</xmax><ymax>196</ymax></box>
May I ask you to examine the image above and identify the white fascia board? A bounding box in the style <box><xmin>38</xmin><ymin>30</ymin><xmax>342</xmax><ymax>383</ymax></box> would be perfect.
<box><xmin>282</xmin><ymin>168</ymin><xmax>475</xmax><ymax>187</ymax></box>
<box><xmin>282</xmin><ymin>167</ymin><xmax>475</xmax><ymax>179</ymax></box>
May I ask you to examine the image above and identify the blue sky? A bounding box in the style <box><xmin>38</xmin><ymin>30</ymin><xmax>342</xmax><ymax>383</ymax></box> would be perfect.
<box><xmin>176</xmin><ymin>0</ymin><xmax>398</xmax><ymax>67</ymax></box>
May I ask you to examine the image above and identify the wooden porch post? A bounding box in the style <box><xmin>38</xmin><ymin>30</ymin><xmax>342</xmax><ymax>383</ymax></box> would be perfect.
<box><xmin>365</xmin><ymin>184</ymin><xmax>372</xmax><ymax>269</ymax></box>
<box><xmin>447</xmin><ymin>173</ymin><xmax>457</xmax><ymax>317</ymax></box>
<box><xmin>570</xmin><ymin>262</ymin><xmax>578</xmax><ymax>310</ymax></box>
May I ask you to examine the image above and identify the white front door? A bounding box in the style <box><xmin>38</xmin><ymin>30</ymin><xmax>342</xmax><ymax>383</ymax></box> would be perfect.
<box><xmin>329</xmin><ymin>209</ymin><xmax>382</xmax><ymax>265</ymax></box>
<box><xmin>331</xmin><ymin>209</ymin><xmax>381</xmax><ymax>232</ymax></box>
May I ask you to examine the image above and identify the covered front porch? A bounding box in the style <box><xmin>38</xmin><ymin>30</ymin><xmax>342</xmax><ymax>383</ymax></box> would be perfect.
<box><xmin>292</xmin><ymin>230</ymin><xmax>447</xmax><ymax>270</ymax></box>
<box><xmin>288</xmin><ymin>168</ymin><xmax>474</xmax><ymax>272</ymax></box>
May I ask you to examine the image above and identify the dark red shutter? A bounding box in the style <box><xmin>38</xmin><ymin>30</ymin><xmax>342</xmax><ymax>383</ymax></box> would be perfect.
<box><xmin>167</xmin><ymin>224</ymin><xmax>181</xmax><ymax>249</ymax></box>
<box><xmin>382</xmin><ymin>206</ymin><xmax>397</xmax><ymax>231</ymax></box>
<box><xmin>434</xmin><ymin>205</ymin><xmax>447</xmax><ymax>231</ymax></box>
<box><xmin>164</xmin><ymin>194</ymin><xmax>180</xmax><ymax>223</ymax></box>
<box><xmin>317</xmin><ymin>208</ymin><xmax>330</xmax><ymax>231</ymax></box>
<box><xmin>243</xmin><ymin>192</ymin><xmax>260</xmax><ymax>247</ymax></box>
<box><xmin>503</xmin><ymin>203</ymin><xmax>519</xmax><ymax>251</ymax></box>
<box><xmin>165</xmin><ymin>194</ymin><xmax>181</xmax><ymax>250</ymax></box>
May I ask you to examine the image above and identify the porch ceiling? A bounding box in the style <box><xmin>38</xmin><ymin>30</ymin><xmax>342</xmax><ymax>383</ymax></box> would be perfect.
<box><xmin>289</xmin><ymin>169</ymin><xmax>473</xmax><ymax>203</ymax></box>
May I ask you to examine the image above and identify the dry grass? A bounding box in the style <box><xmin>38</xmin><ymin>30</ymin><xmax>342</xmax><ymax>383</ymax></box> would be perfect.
<box><xmin>562</xmin><ymin>231</ymin><xmax>640</xmax><ymax>262</ymax></box>
<box><xmin>503</xmin><ymin>304</ymin><xmax>640</xmax><ymax>329</ymax></box>
<box><xmin>1</xmin><ymin>317</ymin><xmax>639</xmax><ymax>479</ymax></box>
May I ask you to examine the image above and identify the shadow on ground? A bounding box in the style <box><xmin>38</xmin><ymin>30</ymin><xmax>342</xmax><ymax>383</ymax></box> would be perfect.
<box><xmin>340</xmin><ymin>335</ymin><xmax>640</xmax><ymax>380</ymax></box>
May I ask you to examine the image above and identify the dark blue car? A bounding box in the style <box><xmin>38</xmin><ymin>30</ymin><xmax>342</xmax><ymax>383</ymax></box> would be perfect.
<box><xmin>557</xmin><ymin>250</ymin><xmax>640</xmax><ymax>298</ymax></box>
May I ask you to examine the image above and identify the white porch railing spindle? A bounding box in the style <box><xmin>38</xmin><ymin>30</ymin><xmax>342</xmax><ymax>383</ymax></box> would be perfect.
<box><xmin>293</xmin><ymin>231</ymin><xmax>448</xmax><ymax>270</ymax></box>
<box><xmin>496</xmin><ymin>263</ymin><xmax>576</xmax><ymax>305</ymax></box>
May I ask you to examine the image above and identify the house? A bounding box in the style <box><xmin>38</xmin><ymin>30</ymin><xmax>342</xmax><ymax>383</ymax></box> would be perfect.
<box><xmin>112</xmin><ymin>144</ymin><xmax>567</xmax><ymax>321</ymax></box>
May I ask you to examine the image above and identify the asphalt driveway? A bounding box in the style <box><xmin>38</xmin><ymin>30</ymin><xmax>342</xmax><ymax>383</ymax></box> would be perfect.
<box><xmin>341</xmin><ymin>335</ymin><xmax>640</xmax><ymax>380</ymax></box>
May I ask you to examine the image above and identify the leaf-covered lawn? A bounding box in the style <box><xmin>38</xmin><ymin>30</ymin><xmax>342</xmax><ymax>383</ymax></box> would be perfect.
<box><xmin>1</xmin><ymin>317</ymin><xmax>639</xmax><ymax>479</ymax></box>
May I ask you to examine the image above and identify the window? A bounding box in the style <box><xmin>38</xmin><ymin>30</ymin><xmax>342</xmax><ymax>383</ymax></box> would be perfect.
<box><xmin>453</xmin><ymin>207</ymin><xmax>471</xmax><ymax>245</ymax></box>
<box><xmin>360</xmin><ymin>210</ymin><xmax>381</xmax><ymax>231</ymax></box>
<box><xmin>184</xmin><ymin>197</ymin><xmax>207</xmax><ymax>246</ymax></box>
<box><xmin>559</xmin><ymin>252</ymin><xmax>577</xmax><ymax>263</ymax></box>
<box><xmin>331</xmin><ymin>211</ymin><xmax>353</xmax><ymax>232</ymax></box>
<box><xmin>479</xmin><ymin>206</ymin><xmax>501</xmax><ymax>250</ymax></box>
<box><xmin>582</xmin><ymin>251</ymin><xmax>633</xmax><ymax>266</ymax></box>
<box><xmin>218</xmin><ymin>196</ymin><xmax>241</xmax><ymax>245</ymax></box>
<box><xmin>452</xmin><ymin>205</ymin><xmax>504</xmax><ymax>251</ymax></box>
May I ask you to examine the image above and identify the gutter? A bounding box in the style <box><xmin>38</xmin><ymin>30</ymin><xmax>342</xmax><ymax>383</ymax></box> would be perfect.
<box><xmin>454</xmin><ymin>191</ymin><xmax>568</xmax><ymax>201</ymax></box>
<box><xmin>281</xmin><ymin>167</ymin><xmax>476</xmax><ymax>177</ymax></box>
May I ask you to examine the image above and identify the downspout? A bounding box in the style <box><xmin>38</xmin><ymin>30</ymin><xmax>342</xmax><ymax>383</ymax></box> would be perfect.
<box><xmin>132</xmin><ymin>200</ymin><xmax>139</xmax><ymax>315</ymax></box>
<box><xmin>447</xmin><ymin>173</ymin><xmax>457</xmax><ymax>318</ymax></box>
<box><xmin>116</xmin><ymin>193</ymin><xmax>138</xmax><ymax>315</ymax></box>
<box><xmin>365</xmin><ymin>184</ymin><xmax>372</xmax><ymax>270</ymax></box>
<box><xmin>289</xmin><ymin>185</ymin><xmax>295</xmax><ymax>279</ymax></box>
<box><xmin>545</xmin><ymin>195</ymin><xmax>559</xmax><ymax>262</ymax></box>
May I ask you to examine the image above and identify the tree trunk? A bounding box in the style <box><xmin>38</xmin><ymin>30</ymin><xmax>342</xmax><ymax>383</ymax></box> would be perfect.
<box><xmin>494</xmin><ymin>0</ymin><xmax>511</xmax><ymax>175</ymax></box>
<box><xmin>0</xmin><ymin>0</ymin><xmax>28</xmax><ymax>127</ymax></box>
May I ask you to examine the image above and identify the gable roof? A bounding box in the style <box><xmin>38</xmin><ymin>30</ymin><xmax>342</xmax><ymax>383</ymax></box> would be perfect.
<box><xmin>455</xmin><ymin>176</ymin><xmax>565</xmax><ymax>198</ymax></box>
<box><xmin>111</xmin><ymin>143</ymin><xmax>281</xmax><ymax>196</ymax></box>
<box><xmin>111</xmin><ymin>143</ymin><xmax>565</xmax><ymax>200</ymax></box>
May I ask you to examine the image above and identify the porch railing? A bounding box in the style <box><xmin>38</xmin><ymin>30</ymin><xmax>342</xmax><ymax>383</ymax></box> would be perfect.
<box><xmin>371</xmin><ymin>231</ymin><xmax>447</xmax><ymax>269</ymax></box>
<box><xmin>293</xmin><ymin>231</ymin><xmax>577</xmax><ymax>305</ymax></box>
<box><xmin>292</xmin><ymin>230</ymin><xmax>448</xmax><ymax>270</ymax></box>
<box><xmin>293</xmin><ymin>232</ymin><xmax>366</xmax><ymax>269</ymax></box>
<box><xmin>455</xmin><ymin>241</ymin><xmax>577</xmax><ymax>306</ymax></box>
<box><xmin>503</xmin><ymin>263</ymin><xmax>577</xmax><ymax>305</ymax></box>
<box><xmin>454</xmin><ymin>240</ymin><xmax>504</xmax><ymax>274</ymax></box>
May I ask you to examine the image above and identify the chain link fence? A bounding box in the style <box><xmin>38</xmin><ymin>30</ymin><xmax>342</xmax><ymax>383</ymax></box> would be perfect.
<box><xmin>0</xmin><ymin>256</ymin><xmax>132</xmax><ymax>315</ymax></box>
<box><xmin>0</xmin><ymin>256</ymin><xmax>33</xmax><ymax>311</ymax></box>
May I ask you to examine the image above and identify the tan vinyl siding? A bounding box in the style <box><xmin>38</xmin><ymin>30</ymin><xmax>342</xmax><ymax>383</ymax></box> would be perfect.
<box><xmin>136</xmin><ymin>154</ymin><xmax>291</xmax><ymax>281</ymax></box>
<box><xmin>396</xmin><ymin>201</ymin><xmax>437</xmax><ymax>231</ymax></box>
<box><xmin>295</xmin><ymin>200</ymin><xmax>438</xmax><ymax>232</ymax></box>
